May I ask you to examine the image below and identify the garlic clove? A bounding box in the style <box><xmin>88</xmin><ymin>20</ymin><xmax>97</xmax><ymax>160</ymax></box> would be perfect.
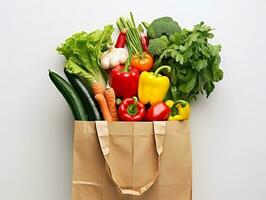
<box><xmin>110</xmin><ymin>57</ymin><xmax>119</xmax><ymax>67</ymax></box>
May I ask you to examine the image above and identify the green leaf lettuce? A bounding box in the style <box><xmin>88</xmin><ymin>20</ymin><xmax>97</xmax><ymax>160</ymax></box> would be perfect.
<box><xmin>57</xmin><ymin>25</ymin><xmax>114</xmax><ymax>88</ymax></box>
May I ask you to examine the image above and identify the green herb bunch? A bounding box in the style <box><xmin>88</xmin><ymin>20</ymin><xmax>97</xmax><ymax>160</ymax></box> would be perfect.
<box><xmin>148</xmin><ymin>20</ymin><xmax>223</xmax><ymax>102</ymax></box>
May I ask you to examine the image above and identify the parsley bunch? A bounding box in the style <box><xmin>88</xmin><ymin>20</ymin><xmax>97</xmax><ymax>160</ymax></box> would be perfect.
<box><xmin>148</xmin><ymin>21</ymin><xmax>223</xmax><ymax>102</ymax></box>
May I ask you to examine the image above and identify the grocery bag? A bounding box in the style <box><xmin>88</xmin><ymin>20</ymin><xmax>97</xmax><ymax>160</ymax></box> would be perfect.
<box><xmin>72</xmin><ymin>121</ymin><xmax>192</xmax><ymax>200</ymax></box>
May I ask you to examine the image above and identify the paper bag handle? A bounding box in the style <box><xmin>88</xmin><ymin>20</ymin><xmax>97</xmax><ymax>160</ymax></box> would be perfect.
<box><xmin>95</xmin><ymin>121</ymin><xmax>166</xmax><ymax>196</ymax></box>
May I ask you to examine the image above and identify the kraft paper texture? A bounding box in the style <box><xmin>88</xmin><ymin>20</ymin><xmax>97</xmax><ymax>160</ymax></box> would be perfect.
<box><xmin>72</xmin><ymin>121</ymin><xmax>192</xmax><ymax>200</ymax></box>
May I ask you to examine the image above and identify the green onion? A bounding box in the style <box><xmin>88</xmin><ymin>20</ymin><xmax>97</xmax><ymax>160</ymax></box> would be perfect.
<box><xmin>116</xmin><ymin>13</ymin><xmax>143</xmax><ymax>62</ymax></box>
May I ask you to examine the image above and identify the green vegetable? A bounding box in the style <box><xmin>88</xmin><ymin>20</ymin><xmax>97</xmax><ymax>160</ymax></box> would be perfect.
<box><xmin>148</xmin><ymin>36</ymin><xmax>169</xmax><ymax>56</ymax></box>
<box><xmin>117</xmin><ymin>12</ymin><xmax>143</xmax><ymax>63</ymax></box>
<box><xmin>49</xmin><ymin>70</ymin><xmax>88</xmax><ymax>120</ymax></box>
<box><xmin>147</xmin><ymin>17</ymin><xmax>181</xmax><ymax>39</ymax></box>
<box><xmin>57</xmin><ymin>25</ymin><xmax>114</xmax><ymax>90</ymax></box>
<box><xmin>64</xmin><ymin>70</ymin><xmax>102</xmax><ymax>120</ymax></box>
<box><xmin>148</xmin><ymin>22</ymin><xmax>223</xmax><ymax>102</ymax></box>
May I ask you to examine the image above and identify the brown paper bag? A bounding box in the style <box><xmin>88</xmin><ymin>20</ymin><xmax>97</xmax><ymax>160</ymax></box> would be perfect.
<box><xmin>72</xmin><ymin>121</ymin><xmax>192</xmax><ymax>200</ymax></box>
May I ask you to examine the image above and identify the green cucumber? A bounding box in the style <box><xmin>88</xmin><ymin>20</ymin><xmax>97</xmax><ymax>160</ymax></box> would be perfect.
<box><xmin>64</xmin><ymin>70</ymin><xmax>102</xmax><ymax>120</ymax></box>
<box><xmin>49</xmin><ymin>70</ymin><xmax>88</xmax><ymax>120</ymax></box>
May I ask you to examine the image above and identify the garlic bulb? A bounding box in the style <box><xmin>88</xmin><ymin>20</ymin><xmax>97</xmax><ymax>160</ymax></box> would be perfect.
<box><xmin>100</xmin><ymin>47</ymin><xmax>128</xmax><ymax>70</ymax></box>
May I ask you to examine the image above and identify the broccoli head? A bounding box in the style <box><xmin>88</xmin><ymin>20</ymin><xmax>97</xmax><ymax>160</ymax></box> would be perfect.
<box><xmin>148</xmin><ymin>36</ymin><xmax>169</xmax><ymax>56</ymax></box>
<box><xmin>147</xmin><ymin>17</ymin><xmax>181</xmax><ymax>39</ymax></box>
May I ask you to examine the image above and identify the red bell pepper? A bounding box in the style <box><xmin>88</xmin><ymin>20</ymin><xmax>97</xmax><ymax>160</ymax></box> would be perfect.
<box><xmin>118</xmin><ymin>97</ymin><xmax>145</xmax><ymax>121</ymax></box>
<box><xmin>145</xmin><ymin>102</ymin><xmax>171</xmax><ymax>121</ymax></box>
<box><xmin>110</xmin><ymin>64</ymin><xmax>139</xmax><ymax>98</ymax></box>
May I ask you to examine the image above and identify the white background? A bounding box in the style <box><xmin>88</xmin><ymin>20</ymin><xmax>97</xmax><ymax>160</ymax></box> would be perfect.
<box><xmin>1</xmin><ymin>0</ymin><xmax>266</xmax><ymax>199</ymax></box>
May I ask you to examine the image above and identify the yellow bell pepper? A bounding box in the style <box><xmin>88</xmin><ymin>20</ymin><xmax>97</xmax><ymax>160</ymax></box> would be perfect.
<box><xmin>165</xmin><ymin>100</ymin><xmax>190</xmax><ymax>120</ymax></box>
<box><xmin>138</xmin><ymin>66</ymin><xmax>171</xmax><ymax>105</ymax></box>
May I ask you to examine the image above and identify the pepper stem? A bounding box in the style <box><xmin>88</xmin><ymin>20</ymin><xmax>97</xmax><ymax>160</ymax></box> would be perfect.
<box><xmin>127</xmin><ymin>96</ymin><xmax>138</xmax><ymax>115</ymax></box>
<box><xmin>170</xmin><ymin>100</ymin><xmax>186</xmax><ymax>116</ymax></box>
<box><xmin>124</xmin><ymin>59</ymin><xmax>130</xmax><ymax>72</ymax></box>
<box><xmin>154</xmin><ymin>65</ymin><xmax>171</xmax><ymax>77</ymax></box>
<box><xmin>173</xmin><ymin>100</ymin><xmax>187</xmax><ymax>108</ymax></box>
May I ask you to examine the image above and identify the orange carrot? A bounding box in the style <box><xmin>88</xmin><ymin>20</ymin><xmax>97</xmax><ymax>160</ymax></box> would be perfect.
<box><xmin>94</xmin><ymin>94</ymin><xmax>113</xmax><ymax>121</ymax></box>
<box><xmin>92</xmin><ymin>82</ymin><xmax>104</xmax><ymax>96</ymax></box>
<box><xmin>104</xmin><ymin>87</ymin><xmax>119</xmax><ymax>121</ymax></box>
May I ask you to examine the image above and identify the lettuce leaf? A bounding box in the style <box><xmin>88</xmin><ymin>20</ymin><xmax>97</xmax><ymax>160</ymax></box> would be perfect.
<box><xmin>57</xmin><ymin>25</ymin><xmax>114</xmax><ymax>87</ymax></box>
